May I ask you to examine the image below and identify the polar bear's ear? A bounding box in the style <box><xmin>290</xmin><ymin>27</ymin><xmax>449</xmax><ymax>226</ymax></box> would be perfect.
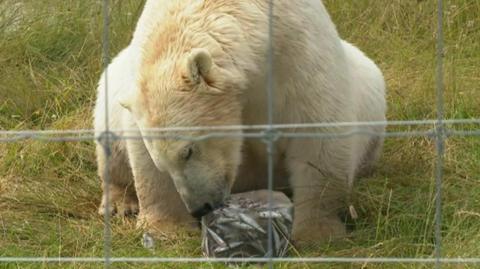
<box><xmin>186</xmin><ymin>48</ymin><xmax>212</xmax><ymax>84</ymax></box>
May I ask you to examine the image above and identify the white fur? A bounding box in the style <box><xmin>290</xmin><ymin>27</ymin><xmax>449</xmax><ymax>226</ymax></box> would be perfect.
<box><xmin>94</xmin><ymin>0</ymin><xmax>387</xmax><ymax>242</ymax></box>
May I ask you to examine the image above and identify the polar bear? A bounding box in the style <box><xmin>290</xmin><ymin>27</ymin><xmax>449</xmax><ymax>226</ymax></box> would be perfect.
<box><xmin>94</xmin><ymin>0</ymin><xmax>386</xmax><ymax>243</ymax></box>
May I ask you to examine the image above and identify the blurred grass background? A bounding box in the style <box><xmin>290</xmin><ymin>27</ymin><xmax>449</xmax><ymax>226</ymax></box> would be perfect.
<box><xmin>0</xmin><ymin>0</ymin><xmax>479</xmax><ymax>268</ymax></box>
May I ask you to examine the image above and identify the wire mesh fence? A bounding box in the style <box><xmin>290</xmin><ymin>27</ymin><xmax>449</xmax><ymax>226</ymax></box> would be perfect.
<box><xmin>0</xmin><ymin>0</ymin><xmax>479</xmax><ymax>268</ymax></box>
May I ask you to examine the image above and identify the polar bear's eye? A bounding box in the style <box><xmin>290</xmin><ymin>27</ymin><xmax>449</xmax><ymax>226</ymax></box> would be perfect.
<box><xmin>182</xmin><ymin>146</ymin><xmax>194</xmax><ymax>161</ymax></box>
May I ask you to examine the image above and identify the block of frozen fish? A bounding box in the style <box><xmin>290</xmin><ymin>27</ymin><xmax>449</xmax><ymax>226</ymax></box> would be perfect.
<box><xmin>201</xmin><ymin>190</ymin><xmax>293</xmax><ymax>259</ymax></box>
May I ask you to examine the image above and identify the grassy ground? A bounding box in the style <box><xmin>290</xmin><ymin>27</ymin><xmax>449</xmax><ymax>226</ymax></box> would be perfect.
<box><xmin>0</xmin><ymin>0</ymin><xmax>479</xmax><ymax>268</ymax></box>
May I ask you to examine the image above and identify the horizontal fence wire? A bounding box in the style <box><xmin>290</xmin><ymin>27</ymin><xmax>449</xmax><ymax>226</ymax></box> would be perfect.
<box><xmin>0</xmin><ymin>119</ymin><xmax>479</xmax><ymax>142</ymax></box>
<box><xmin>2</xmin><ymin>118</ymin><xmax>480</xmax><ymax>134</ymax></box>
<box><xmin>0</xmin><ymin>257</ymin><xmax>480</xmax><ymax>264</ymax></box>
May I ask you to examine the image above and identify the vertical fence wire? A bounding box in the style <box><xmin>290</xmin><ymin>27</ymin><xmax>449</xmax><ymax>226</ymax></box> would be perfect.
<box><xmin>434</xmin><ymin>0</ymin><xmax>445</xmax><ymax>268</ymax></box>
<box><xmin>101</xmin><ymin>0</ymin><xmax>112</xmax><ymax>268</ymax></box>
<box><xmin>266</xmin><ymin>0</ymin><xmax>275</xmax><ymax>268</ymax></box>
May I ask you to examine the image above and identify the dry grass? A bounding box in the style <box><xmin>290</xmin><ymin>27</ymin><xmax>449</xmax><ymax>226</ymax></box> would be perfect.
<box><xmin>0</xmin><ymin>0</ymin><xmax>479</xmax><ymax>268</ymax></box>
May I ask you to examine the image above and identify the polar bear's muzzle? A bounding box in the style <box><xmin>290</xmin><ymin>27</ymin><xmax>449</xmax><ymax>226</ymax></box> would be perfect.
<box><xmin>191</xmin><ymin>201</ymin><xmax>222</xmax><ymax>219</ymax></box>
<box><xmin>170</xmin><ymin>173</ymin><xmax>229</xmax><ymax>218</ymax></box>
<box><xmin>183</xmin><ymin>189</ymin><xmax>226</xmax><ymax>219</ymax></box>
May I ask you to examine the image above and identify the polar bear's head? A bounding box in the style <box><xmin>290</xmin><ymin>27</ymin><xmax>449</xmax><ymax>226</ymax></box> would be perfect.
<box><xmin>121</xmin><ymin>48</ymin><xmax>245</xmax><ymax>217</ymax></box>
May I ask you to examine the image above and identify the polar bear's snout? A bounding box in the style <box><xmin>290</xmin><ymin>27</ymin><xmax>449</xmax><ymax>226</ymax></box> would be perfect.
<box><xmin>191</xmin><ymin>201</ymin><xmax>224</xmax><ymax>219</ymax></box>
<box><xmin>172</xmin><ymin>172</ymin><xmax>229</xmax><ymax>218</ymax></box>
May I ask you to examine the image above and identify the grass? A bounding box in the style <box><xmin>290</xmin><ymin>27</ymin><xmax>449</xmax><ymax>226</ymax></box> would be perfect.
<box><xmin>0</xmin><ymin>0</ymin><xmax>479</xmax><ymax>268</ymax></box>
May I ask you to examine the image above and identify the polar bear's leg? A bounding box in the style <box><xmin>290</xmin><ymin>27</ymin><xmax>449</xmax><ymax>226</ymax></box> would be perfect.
<box><xmin>287</xmin><ymin>138</ymin><xmax>354</xmax><ymax>243</ymax></box>
<box><xmin>125</xmin><ymin>138</ymin><xmax>196</xmax><ymax>234</ymax></box>
<box><xmin>97</xmin><ymin>141</ymin><xmax>139</xmax><ymax>216</ymax></box>
<box><xmin>356</xmin><ymin>136</ymin><xmax>384</xmax><ymax>178</ymax></box>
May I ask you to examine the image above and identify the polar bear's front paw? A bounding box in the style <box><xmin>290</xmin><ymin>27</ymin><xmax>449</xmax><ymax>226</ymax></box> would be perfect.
<box><xmin>292</xmin><ymin>215</ymin><xmax>346</xmax><ymax>246</ymax></box>
<box><xmin>136</xmin><ymin>214</ymin><xmax>198</xmax><ymax>238</ymax></box>
<box><xmin>98</xmin><ymin>194</ymin><xmax>139</xmax><ymax>217</ymax></box>
<box><xmin>98</xmin><ymin>197</ymin><xmax>117</xmax><ymax>216</ymax></box>
<box><xmin>118</xmin><ymin>198</ymin><xmax>139</xmax><ymax>217</ymax></box>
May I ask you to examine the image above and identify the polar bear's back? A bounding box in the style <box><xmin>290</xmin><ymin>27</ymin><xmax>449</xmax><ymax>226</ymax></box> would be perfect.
<box><xmin>342</xmin><ymin>40</ymin><xmax>386</xmax><ymax>123</ymax></box>
<box><xmin>94</xmin><ymin>48</ymin><xmax>137</xmax><ymax>134</ymax></box>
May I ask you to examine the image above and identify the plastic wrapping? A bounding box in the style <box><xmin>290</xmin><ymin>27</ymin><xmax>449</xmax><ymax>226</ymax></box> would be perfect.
<box><xmin>201</xmin><ymin>190</ymin><xmax>293</xmax><ymax>259</ymax></box>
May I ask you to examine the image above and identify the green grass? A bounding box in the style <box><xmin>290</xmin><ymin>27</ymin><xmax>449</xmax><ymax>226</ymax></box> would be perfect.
<box><xmin>0</xmin><ymin>0</ymin><xmax>479</xmax><ymax>268</ymax></box>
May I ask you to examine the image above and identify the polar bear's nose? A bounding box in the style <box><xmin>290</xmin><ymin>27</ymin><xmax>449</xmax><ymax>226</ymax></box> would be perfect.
<box><xmin>191</xmin><ymin>202</ymin><xmax>223</xmax><ymax>219</ymax></box>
